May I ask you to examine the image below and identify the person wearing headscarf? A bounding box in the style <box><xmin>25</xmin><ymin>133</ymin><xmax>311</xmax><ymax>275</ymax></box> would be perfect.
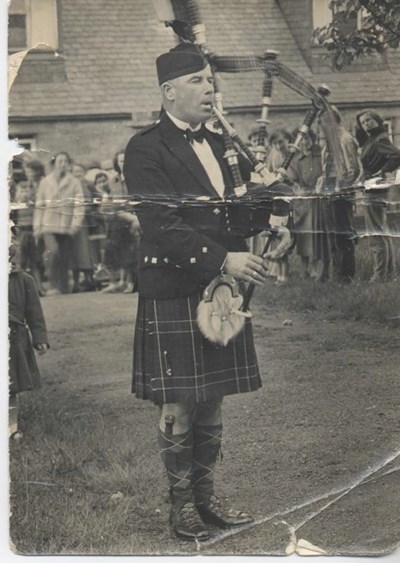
<box><xmin>285</xmin><ymin>128</ymin><xmax>329</xmax><ymax>281</ymax></box>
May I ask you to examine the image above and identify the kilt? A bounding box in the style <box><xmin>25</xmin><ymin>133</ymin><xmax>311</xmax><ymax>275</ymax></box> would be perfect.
<box><xmin>132</xmin><ymin>293</ymin><xmax>261</xmax><ymax>404</ymax></box>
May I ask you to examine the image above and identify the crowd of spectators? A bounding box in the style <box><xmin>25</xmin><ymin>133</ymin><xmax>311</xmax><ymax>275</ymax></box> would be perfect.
<box><xmin>10</xmin><ymin>150</ymin><xmax>141</xmax><ymax>296</ymax></box>
<box><xmin>249</xmin><ymin>108</ymin><xmax>400</xmax><ymax>284</ymax></box>
<box><xmin>8</xmin><ymin>109</ymin><xmax>400</xmax><ymax>298</ymax></box>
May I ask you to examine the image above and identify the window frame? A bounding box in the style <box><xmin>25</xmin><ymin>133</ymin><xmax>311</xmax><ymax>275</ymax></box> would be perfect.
<box><xmin>383</xmin><ymin>119</ymin><xmax>394</xmax><ymax>143</ymax></box>
<box><xmin>8</xmin><ymin>0</ymin><xmax>59</xmax><ymax>54</ymax></box>
<box><xmin>8</xmin><ymin>0</ymin><xmax>30</xmax><ymax>53</ymax></box>
<box><xmin>312</xmin><ymin>0</ymin><xmax>368</xmax><ymax>31</ymax></box>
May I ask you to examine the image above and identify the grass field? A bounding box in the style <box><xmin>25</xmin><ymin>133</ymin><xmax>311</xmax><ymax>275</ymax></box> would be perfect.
<box><xmin>258</xmin><ymin>234</ymin><xmax>400</xmax><ymax>322</ymax></box>
<box><xmin>9</xmin><ymin>233</ymin><xmax>400</xmax><ymax>556</ymax></box>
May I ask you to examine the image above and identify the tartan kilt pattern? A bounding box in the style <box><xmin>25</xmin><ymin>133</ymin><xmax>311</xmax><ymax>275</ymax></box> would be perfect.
<box><xmin>132</xmin><ymin>293</ymin><xmax>261</xmax><ymax>404</ymax></box>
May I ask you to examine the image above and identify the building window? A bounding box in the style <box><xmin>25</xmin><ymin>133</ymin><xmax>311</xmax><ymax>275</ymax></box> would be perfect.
<box><xmin>383</xmin><ymin>119</ymin><xmax>393</xmax><ymax>143</ymax></box>
<box><xmin>8</xmin><ymin>0</ymin><xmax>27</xmax><ymax>51</ymax></box>
<box><xmin>313</xmin><ymin>0</ymin><xmax>368</xmax><ymax>32</ymax></box>
<box><xmin>8</xmin><ymin>0</ymin><xmax>59</xmax><ymax>53</ymax></box>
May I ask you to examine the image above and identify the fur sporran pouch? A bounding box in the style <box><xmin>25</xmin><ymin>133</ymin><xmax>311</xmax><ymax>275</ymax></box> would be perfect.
<box><xmin>197</xmin><ymin>273</ymin><xmax>250</xmax><ymax>347</ymax></box>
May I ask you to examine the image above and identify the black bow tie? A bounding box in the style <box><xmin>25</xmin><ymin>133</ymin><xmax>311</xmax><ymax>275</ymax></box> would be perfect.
<box><xmin>185</xmin><ymin>126</ymin><xmax>206</xmax><ymax>144</ymax></box>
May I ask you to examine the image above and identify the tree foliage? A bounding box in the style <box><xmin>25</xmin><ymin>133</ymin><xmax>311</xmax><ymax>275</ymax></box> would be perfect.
<box><xmin>313</xmin><ymin>0</ymin><xmax>400</xmax><ymax>69</ymax></box>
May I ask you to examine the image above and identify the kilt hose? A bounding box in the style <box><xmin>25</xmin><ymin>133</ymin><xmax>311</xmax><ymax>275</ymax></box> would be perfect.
<box><xmin>132</xmin><ymin>293</ymin><xmax>261</xmax><ymax>404</ymax></box>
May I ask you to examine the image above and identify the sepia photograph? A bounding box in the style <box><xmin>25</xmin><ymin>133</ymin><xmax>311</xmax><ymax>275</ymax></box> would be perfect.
<box><xmin>5</xmin><ymin>0</ymin><xmax>400</xmax><ymax>558</ymax></box>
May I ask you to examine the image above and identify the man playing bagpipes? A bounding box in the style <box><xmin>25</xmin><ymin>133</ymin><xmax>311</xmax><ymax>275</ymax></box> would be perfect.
<box><xmin>123</xmin><ymin>42</ymin><xmax>290</xmax><ymax>541</ymax></box>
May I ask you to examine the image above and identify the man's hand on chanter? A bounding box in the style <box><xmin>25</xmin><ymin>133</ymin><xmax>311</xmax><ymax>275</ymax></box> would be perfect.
<box><xmin>224</xmin><ymin>252</ymin><xmax>269</xmax><ymax>285</ymax></box>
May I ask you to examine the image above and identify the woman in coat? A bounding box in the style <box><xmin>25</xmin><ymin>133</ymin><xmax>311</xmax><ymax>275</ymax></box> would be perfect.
<box><xmin>318</xmin><ymin>107</ymin><xmax>361</xmax><ymax>283</ymax></box>
<box><xmin>33</xmin><ymin>152</ymin><xmax>84</xmax><ymax>294</ymax></box>
<box><xmin>356</xmin><ymin>110</ymin><xmax>400</xmax><ymax>282</ymax></box>
<box><xmin>286</xmin><ymin>129</ymin><xmax>329</xmax><ymax>281</ymax></box>
<box><xmin>70</xmin><ymin>162</ymin><xmax>96</xmax><ymax>292</ymax></box>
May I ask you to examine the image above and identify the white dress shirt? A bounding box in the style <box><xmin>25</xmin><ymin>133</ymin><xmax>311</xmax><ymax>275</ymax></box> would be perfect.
<box><xmin>166</xmin><ymin>111</ymin><xmax>225</xmax><ymax>197</ymax></box>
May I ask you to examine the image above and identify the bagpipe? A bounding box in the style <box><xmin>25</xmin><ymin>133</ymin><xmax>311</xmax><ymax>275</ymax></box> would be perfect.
<box><xmin>149</xmin><ymin>0</ymin><xmax>364</xmax><ymax>346</ymax></box>
<box><xmin>9</xmin><ymin>1</ymin><xmax>360</xmax><ymax>347</ymax></box>
<box><xmin>146</xmin><ymin>0</ymin><xmax>376</xmax><ymax>345</ymax></box>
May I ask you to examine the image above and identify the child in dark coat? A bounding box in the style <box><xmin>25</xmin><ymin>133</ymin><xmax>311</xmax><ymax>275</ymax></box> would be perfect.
<box><xmin>9</xmin><ymin>226</ymin><xmax>49</xmax><ymax>440</ymax></box>
<box><xmin>12</xmin><ymin>181</ymin><xmax>46</xmax><ymax>296</ymax></box>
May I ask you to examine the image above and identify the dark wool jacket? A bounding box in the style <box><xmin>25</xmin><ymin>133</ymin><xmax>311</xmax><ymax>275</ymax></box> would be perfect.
<box><xmin>124</xmin><ymin>113</ymin><xmax>284</xmax><ymax>299</ymax></box>
<box><xmin>361</xmin><ymin>126</ymin><xmax>400</xmax><ymax>179</ymax></box>
<box><xmin>9</xmin><ymin>270</ymin><xmax>48</xmax><ymax>346</ymax></box>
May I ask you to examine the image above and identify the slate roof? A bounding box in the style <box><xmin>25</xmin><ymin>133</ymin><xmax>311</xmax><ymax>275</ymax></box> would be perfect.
<box><xmin>9</xmin><ymin>0</ymin><xmax>400</xmax><ymax>119</ymax></box>
<box><xmin>312</xmin><ymin>54</ymin><xmax>400</xmax><ymax>107</ymax></box>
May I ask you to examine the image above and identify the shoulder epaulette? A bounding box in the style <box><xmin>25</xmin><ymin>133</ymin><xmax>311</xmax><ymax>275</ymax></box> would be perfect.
<box><xmin>139</xmin><ymin>121</ymin><xmax>160</xmax><ymax>136</ymax></box>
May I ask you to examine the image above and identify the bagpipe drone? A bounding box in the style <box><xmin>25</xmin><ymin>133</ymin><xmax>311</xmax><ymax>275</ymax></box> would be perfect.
<box><xmin>10</xmin><ymin>1</ymin><xmax>359</xmax><ymax>348</ymax></box>
<box><xmin>151</xmin><ymin>0</ymin><xmax>360</xmax><ymax>346</ymax></box>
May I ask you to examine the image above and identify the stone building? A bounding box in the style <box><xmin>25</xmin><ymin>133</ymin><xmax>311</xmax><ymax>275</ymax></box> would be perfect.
<box><xmin>8</xmin><ymin>0</ymin><xmax>400</xmax><ymax>166</ymax></box>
